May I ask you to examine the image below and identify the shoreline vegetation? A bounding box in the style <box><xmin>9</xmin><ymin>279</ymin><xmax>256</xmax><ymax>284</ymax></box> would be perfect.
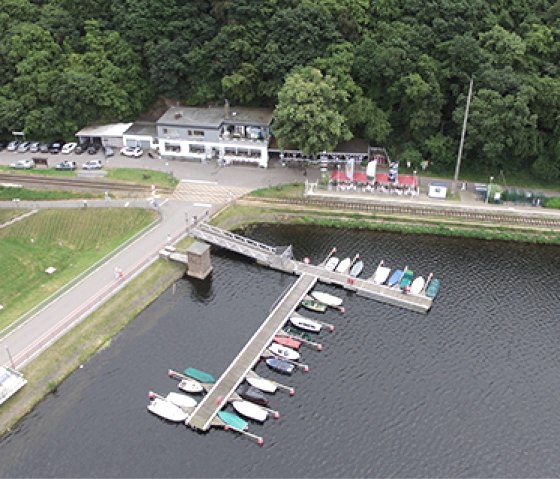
<box><xmin>2</xmin><ymin>190</ymin><xmax>559</xmax><ymax>437</ymax></box>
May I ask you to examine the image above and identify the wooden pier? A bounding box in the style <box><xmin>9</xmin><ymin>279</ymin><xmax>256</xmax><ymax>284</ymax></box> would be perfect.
<box><xmin>190</xmin><ymin>223</ymin><xmax>433</xmax><ymax>313</ymax></box>
<box><xmin>186</xmin><ymin>274</ymin><xmax>317</xmax><ymax>431</ymax></box>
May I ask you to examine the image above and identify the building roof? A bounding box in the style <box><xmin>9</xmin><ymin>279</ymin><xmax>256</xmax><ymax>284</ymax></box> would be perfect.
<box><xmin>123</xmin><ymin>122</ymin><xmax>157</xmax><ymax>137</ymax></box>
<box><xmin>76</xmin><ymin>123</ymin><xmax>134</xmax><ymax>138</ymax></box>
<box><xmin>157</xmin><ymin>106</ymin><xmax>274</xmax><ymax>128</ymax></box>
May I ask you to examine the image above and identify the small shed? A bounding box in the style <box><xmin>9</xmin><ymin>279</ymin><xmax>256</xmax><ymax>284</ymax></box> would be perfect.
<box><xmin>75</xmin><ymin>122</ymin><xmax>133</xmax><ymax>148</ymax></box>
<box><xmin>428</xmin><ymin>182</ymin><xmax>448</xmax><ymax>199</ymax></box>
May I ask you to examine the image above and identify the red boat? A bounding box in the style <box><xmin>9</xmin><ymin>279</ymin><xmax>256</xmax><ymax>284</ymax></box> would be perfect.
<box><xmin>273</xmin><ymin>336</ymin><xmax>301</xmax><ymax>350</ymax></box>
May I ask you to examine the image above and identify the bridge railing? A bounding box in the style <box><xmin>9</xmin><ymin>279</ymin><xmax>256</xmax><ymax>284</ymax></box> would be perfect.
<box><xmin>195</xmin><ymin>222</ymin><xmax>278</xmax><ymax>254</ymax></box>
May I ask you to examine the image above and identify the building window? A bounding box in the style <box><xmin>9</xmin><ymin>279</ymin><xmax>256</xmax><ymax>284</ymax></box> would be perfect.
<box><xmin>164</xmin><ymin>143</ymin><xmax>181</xmax><ymax>153</ymax></box>
<box><xmin>162</xmin><ymin>128</ymin><xmax>179</xmax><ymax>138</ymax></box>
<box><xmin>188</xmin><ymin>130</ymin><xmax>204</xmax><ymax>137</ymax></box>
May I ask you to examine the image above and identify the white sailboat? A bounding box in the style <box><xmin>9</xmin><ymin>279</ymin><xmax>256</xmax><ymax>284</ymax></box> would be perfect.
<box><xmin>166</xmin><ymin>392</ymin><xmax>197</xmax><ymax>410</ymax></box>
<box><xmin>325</xmin><ymin>256</ymin><xmax>339</xmax><ymax>271</ymax></box>
<box><xmin>310</xmin><ymin>291</ymin><xmax>343</xmax><ymax>307</ymax></box>
<box><xmin>335</xmin><ymin>257</ymin><xmax>351</xmax><ymax>274</ymax></box>
<box><xmin>409</xmin><ymin>276</ymin><xmax>426</xmax><ymax>295</ymax></box>
<box><xmin>269</xmin><ymin>343</ymin><xmax>300</xmax><ymax>361</ymax></box>
<box><xmin>246</xmin><ymin>376</ymin><xmax>278</xmax><ymax>394</ymax></box>
<box><xmin>232</xmin><ymin>400</ymin><xmax>269</xmax><ymax>423</ymax></box>
<box><xmin>147</xmin><ymin>396</ymin><xmax>189</xmax><ymax>422</ymax></box>
<box><xmin>372</xmin><ymin>261</ymin><xmax>391</xmax><ymax>285</ymax></box>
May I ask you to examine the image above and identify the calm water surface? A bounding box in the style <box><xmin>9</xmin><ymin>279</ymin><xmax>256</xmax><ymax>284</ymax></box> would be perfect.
<box><xmin>0</xmin><ymin>226</ymin><xmax>559</xmax><ymax>478</ymax></box>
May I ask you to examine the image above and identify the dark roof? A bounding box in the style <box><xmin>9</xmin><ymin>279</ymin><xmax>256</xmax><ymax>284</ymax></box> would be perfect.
<box><xmin>157</xmin><ymin>106</ymin><xmax>273</xmax><ymax>128</ymax></box>
<box><xmin>123</xmin><ymin>122</ymin><xmax>157</xmax><ymax>137</ymax></box>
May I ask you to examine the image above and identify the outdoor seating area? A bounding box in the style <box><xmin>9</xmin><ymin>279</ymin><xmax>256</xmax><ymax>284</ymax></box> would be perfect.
<box><xmin>325</xmin><ymin>170</ymin><xmax>419</xmax><ymax>196</ymax></box>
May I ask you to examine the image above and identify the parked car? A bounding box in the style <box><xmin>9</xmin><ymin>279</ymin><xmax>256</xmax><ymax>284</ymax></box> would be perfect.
<box><xmin>87</xmin><ymin>143</ymin><xmax>101</xmax><ymax>155</ymax></box>
<box><xmin>74</xmin><ymin>143</ymin><xmax>87</xmax><ymax>155</ymax></box>
<box><xmin>29</xmin><ymin>142</ymin><xmax>41</xmax><ymax>153</ymax></box>
<box><xmin>82</xmin><ymin>159</ymin><xmax>102</xmax><ymax>170</ymax></box>
<box><xmin>61</xmin><ymin>142</ymin><xmax>77</xmax><ymax>154</ymax></box>
<box><xmin>120</xmin><ymin>146</ymin><xmax>144</xmax><ymax>158</ymax></box>
<box><xmin>7</xmin><ymin>141</ymin><xmax>20</xmax><ymax>151</ymax></box>
<box><xmin>104</xmin><ymin>146</ymin><xmax>114</xmax><ymax>157</ymax></box>
<box><xmin>17</xmin><ymin>141</ymin><xmax>32</xmax><ymax>153</ymax></box>
<box><xmin>49</xmin><ymin>142</ymin><xmax>63</xmax><ymax>154</ymax></box>
<box><xmin>39</xmin><ymin>143</ymin><xmax>50</xmax><ymax>153</ymax></box>
<box><xmin>10</xmin><ymin>159</ymin><xmax>35</xmax><ymax>169</ymax></box>
<box><xmin>55</xmin><ymin>160</ymin><xmax>77</xmax><ymax>171</ymax></box>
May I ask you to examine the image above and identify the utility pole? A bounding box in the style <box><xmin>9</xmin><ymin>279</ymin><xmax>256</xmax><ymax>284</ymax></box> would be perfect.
<box><xmin>452</xmin><ymin>77</ymin><xmax>474</xmax><ymax>194</ymax></box>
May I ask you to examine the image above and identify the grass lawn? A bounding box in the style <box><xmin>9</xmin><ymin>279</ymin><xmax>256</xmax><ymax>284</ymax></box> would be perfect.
<box><xmin>0</xmin><ymin>166</ymin><xmax>178</xmax><ymax>190</ymax></box>
<box><xmin>0</xmin><ymin>186</ymin><xmax>101</xmax><ymax>201</ymax></box>
<box><xmin>0</xmin><ymin>208</ymin><xmax>157</xmax><ymax>330</ymax></box>
<box><xmin>0</xmin><ymin>209</ymin><xmax>30</xmax><ymax>225</ymax></box>
<box><xmin>249</xmin><ymin>183</ymin><xmax>304</xmax><ymax>198</ymax></box>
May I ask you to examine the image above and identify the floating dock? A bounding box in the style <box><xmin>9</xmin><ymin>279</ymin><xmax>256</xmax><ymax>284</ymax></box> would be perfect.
<box><xmin>190</xmin><ymin>223</ymin><xmax>433</xmax><ymax>313</ymax></box>
<box><xmin>186</xmin><ymin>274</ymin><xmax>317</xmax><ymax>431</ymax></box>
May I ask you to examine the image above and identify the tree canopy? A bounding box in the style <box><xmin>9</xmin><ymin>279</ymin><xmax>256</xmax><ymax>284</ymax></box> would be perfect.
<box><xmin>0</xmin><ymin>0</ymin><xmax>559</xmax><ymax>180</ymax></box>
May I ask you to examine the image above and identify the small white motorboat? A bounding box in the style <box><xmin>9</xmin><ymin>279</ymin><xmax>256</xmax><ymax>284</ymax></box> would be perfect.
<box><xmin>147</xmin><ymin>397</ymin><xmax>189</xmax><ymax>422</ymax></box>
<box><xmin>335</xmin><ymin>257</ymin><xmax>351</xmax><ymax>274</ymax></box>
<box><xmin>310</xmin><ymin>291</ymin><xmax>343</xmax><ymax>307</ymax></box>
<box><xmin>289</xmin><ymin>316</ymin><xmax>322</xmax><ymax>333</ymax></box>
<box><xmin>232</xmin><ymin>400</ymin><xmax>268</xmax><ymax>423</ymax></box>
<box><xmin>324</xmin><ymin>256</ymin><xmax>339</xmax><ymax>271</ymax></box>
<box><xmin>246</xmin><ymin>376</ymin><xmax>278</xmax><ymax>394</ymax></box>
<box><xmin>372</xmin><ymin>261</ymin><xmax>391</xmax><ymax>285</ymax></box>
<box><xmin>409</xmin><ymin>276</ymin><xmax>425</xmax><ymax>295</ymax></box>
<box><xmin>166</xmin><ymin>392</ymin><xmax>197</xmax><ymax>410</ymax></box>
<box><xmin>178</xmin><ymin>378</ymin><xmax>204</xmax><ymax>394</ymax></box>
<box><xmin>269</xmin><ymin>343</ymin><xmax>300</xmax><ymax>361</ymax></box>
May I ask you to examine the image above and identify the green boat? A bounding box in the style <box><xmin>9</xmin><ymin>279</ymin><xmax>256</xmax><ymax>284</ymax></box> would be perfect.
<box><xmin>282</xmin><ymin>327</ymin><xmax>312</xmax><ymax>341</ymax></box>
<box><xmin>184</xmin><ymin>367</ymin><xmax>216</xmax><ymax>384</ymax></box>
<box><xmin>399</xmin><ymin>270</ymin><xmax>414</xmax><ymax>290</ymax></box>
<box><xmin>425</xmin><ymin>278</ymin><xmax>441</xmax><ymax>299</ymax></box>
<box><xmin>301</xmin><ymin>297</ymin><xmax>327</xmax><ymax>313</ymax></box>
<box><xmin>218</xmin><ymin>411</ymin><xmax>248</xmax><ymax>431</ymax></box>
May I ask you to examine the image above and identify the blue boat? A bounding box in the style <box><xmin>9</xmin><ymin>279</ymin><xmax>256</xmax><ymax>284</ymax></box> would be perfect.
<box><xmin>386</xmin><ymin>269</ymin><xmax>403</xmax><ymax>287</ymax></box>
<box><xmin>425</xmin><ymin>278</ymin><xmax>441</xmax><ymax>299</ymax></box>
<box><xmin>265</xmin><ymin>358</ymin><xmax>295</xmax><ymax>375</ymax></box>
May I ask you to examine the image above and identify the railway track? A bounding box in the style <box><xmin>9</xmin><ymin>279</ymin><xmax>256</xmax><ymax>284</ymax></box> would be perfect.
<box><xmin>0</xmin><ymin>173</ymin><xmax>173</xmax><ymax>194</ymax></box>
<box><xmin>244</xmin><ymin>196</ymin><xmax>560</xmax><ymax>229</ymax></box>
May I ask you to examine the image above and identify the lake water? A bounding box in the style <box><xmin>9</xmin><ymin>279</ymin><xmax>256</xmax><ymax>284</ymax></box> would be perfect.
<box><xmin>0</xmin><ymin>225</ymin><xmax>559</xmax><ymax>478</ymax></box>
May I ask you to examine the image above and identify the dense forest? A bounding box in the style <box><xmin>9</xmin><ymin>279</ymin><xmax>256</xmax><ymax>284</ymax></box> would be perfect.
<box><xmin>1</xmin><ymin>0</ymin><xmax>560</xmax><ymax>179</ymax></box>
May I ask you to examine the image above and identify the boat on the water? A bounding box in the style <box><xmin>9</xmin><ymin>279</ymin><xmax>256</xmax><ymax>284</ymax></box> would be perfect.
<box><xmin>178</xmin><ymin>378</ymin><xmax>204</xmax><ymax>394</ymax></box>
<box><xmin>269</xmin><ymin>343</ymin><xmax>300</xmax><ymax>361</ymax></box>
<box><xmin>166</xmin><ymin>392</ymin><xmax>197</xmax><ymax>410</ymax></box>
<box><xmin>246</xmin><ymin>376</ymin><xmax>278</xmax><ymax>394</ymax></box>
<box><xmin>409</xmin><ymin>276</ymin><xmax>425</xmax><ymax>295</ymax></box>
<box><xmin>147</xmin><ymin>396</ymin><xmax>189</xmax><ymax>422</ymax></box>
<box><xmin>289</xmin><ymin>316</ymin><xmax>322</xmax><ymax>333</ymax></box>
<box><xmin>282</xmin><ymin>326</ymin><xmax>312</xmax><ymax>341</ymax></box>
<box><xmin>425</xmin><ymin>278</ymin><xmax>441</xmax><ymax>299</ymax></box>
<box><xmin>301</xmin><ymin>297</ymin><xmax>327</xmax><ymax>313</ymax></box>
<box><xmin>274</xmin><ymin>335</ymin><xmax>301</xmax><ymax>350</ymax></box>
<box><xmin>350</xmin><ymin>259</ymin><xmax>364</xmax><ymax>277</ymax></box>
<box><xmin>265</xmin><ymin>358</ymin><xmax>295</xmax><ymax>375</ymax></box>
<box><xmin>237</xmin><ymin>383</ymin><xmax>269</xmax><ymax>405</ymax></box>
<box><xmin>387</xmin><ymin>269</ymin><xmax>403</xmax><ymax>287</ymax></box>
<box><xmin>324</xmin><ymin>256</ymin><xmax>339</xmax><ymax>271</ymax></box>
<box><xmin>218</xmin><ymin>410</ymin><xmax>248</xmax><ymax>431</ymax></box>
<box><xmin>310</xmin><ymin>291</ymin><xmax>343</xmax><ymax>307</ymax></box>
<box><xmin>399</xmin><ymin>270</ymin><xmax>414</xmax><ymax>290</ymax></box>
<box><xmin>335</xmin><ymin>257</ymin><xmax>352</xmax><ymax>274</ymax></box>
<box><xmin>372</xmin><ymin>261</ymin><xmax>391</xmax><ymax>285</ymax></box>
<box><xmin>232</xmin><ymin>400</ymin><xmax>268</xmax><ymax>423</ymax></box>
<box><xmin>184</xmin><ymin>367</ymin><xmax>215</xmax><ymax>384</ymax></box>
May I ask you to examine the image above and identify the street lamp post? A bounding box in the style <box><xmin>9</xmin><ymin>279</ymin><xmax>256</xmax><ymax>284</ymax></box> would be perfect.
<box><xmin>337</xmin><ymin>164</ymin><xmax>341</xmax><ymax>191</ymax></box>
<box><xmin>413</xmin><ymin>170</ymin><xmax>418</xmax><ymax>197</ymax></box>
<box><xmin>485</xmin><ymin>176</ymin><xmax>494</xmax><ymax>204</ymax></box>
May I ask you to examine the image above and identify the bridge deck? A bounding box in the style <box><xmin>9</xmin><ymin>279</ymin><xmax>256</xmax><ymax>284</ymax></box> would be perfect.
<box><xmin>186</xmin><ymin>274</ymin><xmax>317</xmax><ymax>431</ymax></box>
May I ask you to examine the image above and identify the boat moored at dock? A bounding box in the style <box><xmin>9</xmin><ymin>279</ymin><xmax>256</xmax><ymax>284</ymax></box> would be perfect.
<box><xmin>269</xmin><ymin>343</ymin><xmax>300</xmax><ymax>361</ymax></box>
<box><xmin>371</xmin><ymin>260</ymin><xmax>391</xmax><ymax>285</ymax></box>
<box><xmin>236</xmin><ymin>383</ymin><xmax>269</xmax><ymax>405</ymax></box>
<box><xmin>289</xmin><ymin>316</ymin><xmax>322</xmax><ymax>333</ymax></box>
<box><xmin>301</xmin><ymin>296</ymin><xmax>327</xmax><ymax>313</ymax></box>
<box><xmin>409</xmin><ymin>276</ymin><xmax>425</xmax><ymax>295</ymax></box>
<box><xmin>232</xmin><ymin>400</ymin><xmax>269</xmax><ymax>423</ymax></box>
<box><xmin>147</xmin><ymin>393</ymin><xmax>190</xmax><ymax>422</ymax></box>
<box><xmin>310</xmin><ymin>291</ymin><xmax>343</xmax><ymax>307</ymax></box>
<box><xmin>265</xmin><ymin>358</ymin><xmax>295</xmax><ymax>375</ymax></box>
<box><xmin>184</xmin><ymin>367</ymin><xmax>215</xmax><ymax>384</ymax></box>
<box><xmin>425</xmin><ymin>278</ymin><xmax>441</xmax><ymax>299</ymax></box>
<box><xmin>387</xmin><ymin>269</ymin><xmax>404</xmax><ymax>287</ymax></box>
<box><xmin>335</xmin><ymin>257</ymin><xmax>352</xmax><ymax>274</ymax></box>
